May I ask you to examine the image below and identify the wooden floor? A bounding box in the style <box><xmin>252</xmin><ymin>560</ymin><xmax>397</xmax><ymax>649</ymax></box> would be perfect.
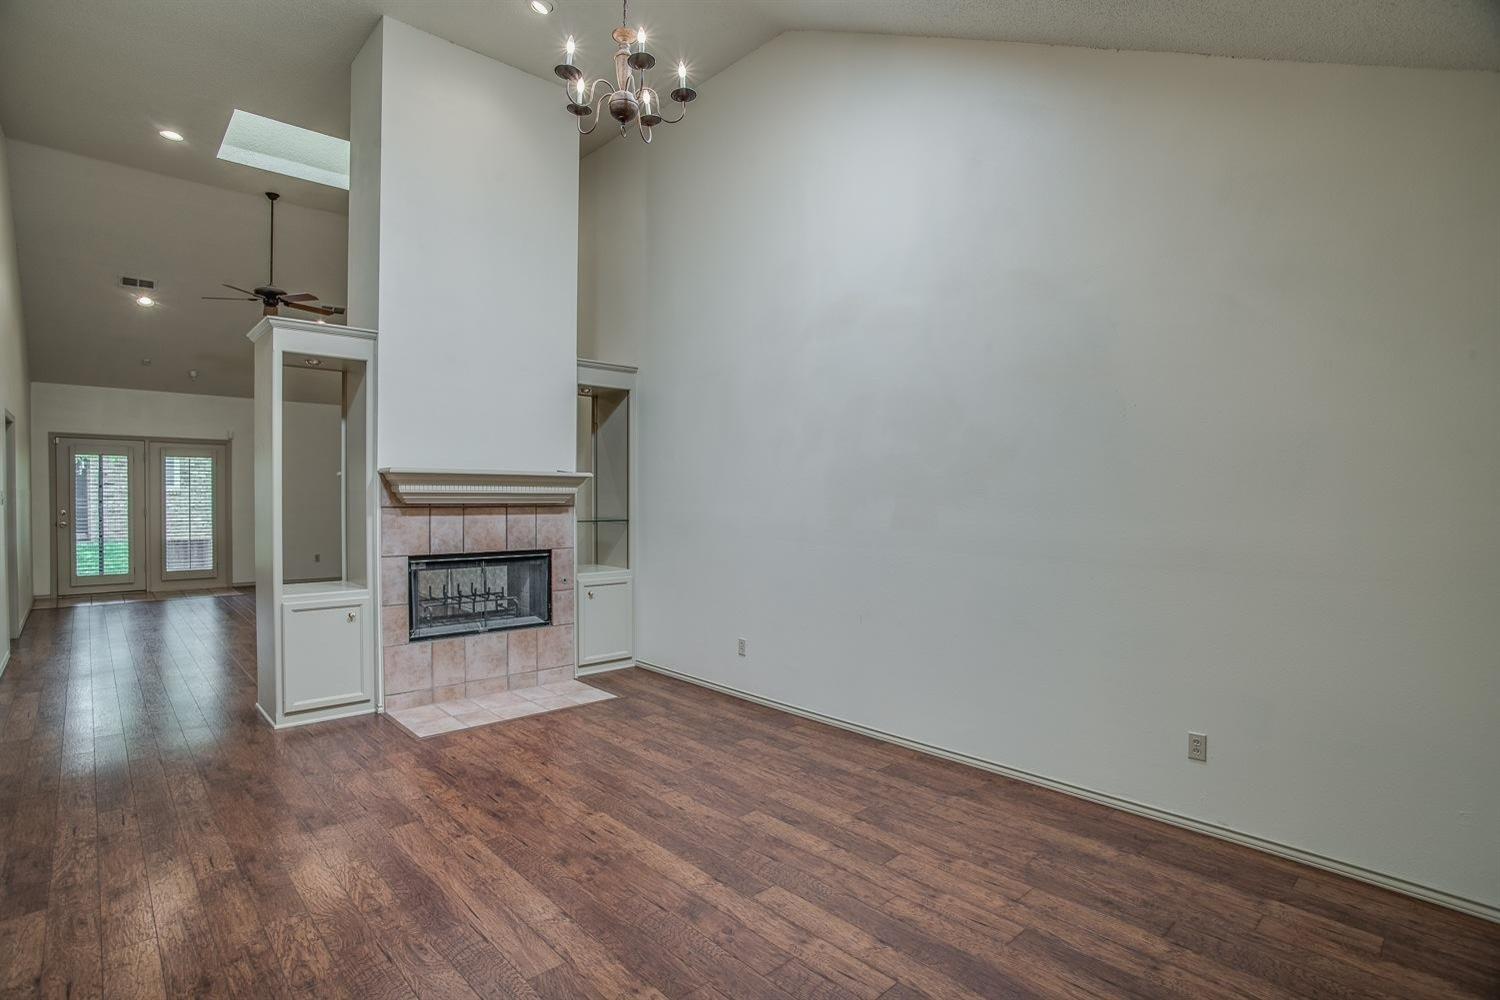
<box><xmin>1</xmin><ymin>597</ymin><xmax>1496</xmax><ymax>999</ymax></box>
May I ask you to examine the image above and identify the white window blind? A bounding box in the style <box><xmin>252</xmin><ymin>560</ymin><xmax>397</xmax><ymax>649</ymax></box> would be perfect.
<box><xmin>73</xmin><ymin>453</ymin><xmax>131</xmax><ymax>577</ymax></box>
<box><xmin>162</xmin><ymin>455</ymin><xmax>216</xmax><ymax>573</ymax></box>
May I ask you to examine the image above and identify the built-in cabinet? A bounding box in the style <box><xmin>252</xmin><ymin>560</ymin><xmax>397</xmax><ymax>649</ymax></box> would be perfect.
<box><xmin>577</xmin><ymin>567</ymin><xmax>632</xmax><ymax>667</ymax></box>
<box><xmin>280</xmin><ymin>582</ymin><xmax>373</xmax><ymax>714</ymax></box>
<box><xmin>252</xmin><ymin>318</ymin><xmax>380</xmax><ymax>729</ymax></box>
<box><xmin>576</xmin><ymin>360</ymin><xmax>636</xmax><ymax>673</ymax></box>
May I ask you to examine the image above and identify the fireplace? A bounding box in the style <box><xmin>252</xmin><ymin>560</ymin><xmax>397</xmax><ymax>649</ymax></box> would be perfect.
<box><xmin>408</xmin><ymin>550</ymin><xmax>551</xmax><ymax>640</ymax></box>
<box><xmin>379</xmin><ymin>482</ymin><xmax>582</xmax><ymax>708</ymax></box>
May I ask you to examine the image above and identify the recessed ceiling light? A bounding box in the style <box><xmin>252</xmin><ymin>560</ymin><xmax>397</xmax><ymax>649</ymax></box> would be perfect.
<box><xmin>189</xmin><ymin>369</ymin><xmax>199</xmax><ymax>380</ymax></box>
<box><xmin>158</xmin><ymin>129</ymin><xmax>185</xmax><ymax>142</ymax></box>
<box><xmin>304</xmin><ymin>356</ymin><xmax>323</xmax><ymax>365</ymax></box>
<box><xmin>140</xmin><ymin>358</ymin><xmax>153</xmax><ymax>366</ymax></box>
<box><xmin>529</xmin><ymin>0</ymin><xmax>553</xmax><ymax>14</ymax></box>
<box><xmin>135</xmin><ymin>294</ymin><xmax>156</xmax><ymax>307</ymax></box>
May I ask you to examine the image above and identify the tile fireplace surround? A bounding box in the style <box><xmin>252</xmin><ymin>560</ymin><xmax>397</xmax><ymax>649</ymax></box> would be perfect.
<box><xmin>380</xmin><ymin>484</ymin><xmax>576</xmax><ymax>711</ymax></box>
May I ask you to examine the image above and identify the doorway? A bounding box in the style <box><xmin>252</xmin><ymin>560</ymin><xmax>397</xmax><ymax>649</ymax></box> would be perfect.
<box><xmin>52</xmin><ymin>434</ymin><xmax>230</xmax><ymax>596</ymax></box>
<box><xmin>4</xmin><ymin>412</ymin><xmax>19</xmax><ymax>639</ymax></box>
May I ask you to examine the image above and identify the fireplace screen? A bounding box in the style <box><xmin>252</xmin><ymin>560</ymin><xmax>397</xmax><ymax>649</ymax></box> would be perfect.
<box><xmin>408</xmin><ymin>550</ymin><xmax>551</xmax><ymax>640</ymax></box>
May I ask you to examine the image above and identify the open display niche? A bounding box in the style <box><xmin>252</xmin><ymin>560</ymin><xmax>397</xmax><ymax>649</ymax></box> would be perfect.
<box><xmin>250</xmin><ymin>317</ymin><xmax>380</xmax><ymax>729</ymax></box>
<box><xmin>576</xmin><ymin>359</ymin><xmax>637</xmax><ymax>673</ymax></box>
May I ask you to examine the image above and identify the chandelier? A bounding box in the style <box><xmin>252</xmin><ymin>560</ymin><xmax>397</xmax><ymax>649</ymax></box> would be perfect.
<box><xmin>553</xmin><ymin>0</ymin><xmax>697</xmax><ymax>143</ymax></box>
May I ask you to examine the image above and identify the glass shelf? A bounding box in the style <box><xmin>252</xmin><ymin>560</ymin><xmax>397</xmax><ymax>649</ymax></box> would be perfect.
<box><xmin>577</xmin><ymin>384</ymin><xmax>629</xmax><ymax>569</ymax></box>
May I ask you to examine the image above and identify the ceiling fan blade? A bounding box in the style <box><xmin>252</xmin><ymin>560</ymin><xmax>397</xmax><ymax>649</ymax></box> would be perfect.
<box><xmin>281</xmin><ymin>292</ymin><xmax>318</xmax><ymax>302</ymax></box>
<box><xmin>283</xmin><ymin>300</ymin><xmax>337</xmax><ymax>316</ymax></box>
<box><xmin>202</xmin><ymin>295</ymin><xmax>258</xmax><ymax>301</ymax></box>
<box><xmin>223</xmin><ymin>283</ymin><xmax>258</xmax><ymax>295</ymax></box>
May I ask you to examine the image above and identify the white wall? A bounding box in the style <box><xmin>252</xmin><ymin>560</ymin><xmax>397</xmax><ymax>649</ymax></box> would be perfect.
<box><xmin>580</xmin><ymin>33</ymin><xmax>1500</xmax><ymax>916</ymax></box>
<box><xmin>30</xmin><ymin>382</ymin><xmax>341</xmax><ymax>591</ymax></box>
<box><xmin>347</xmin><ymin>19</ymin><xmax>382</xmax><ymax>331</ymax></box>
<box><xmin>0</xmin><ymin>123</ymin><xmax>33</xmax><ymax>646</ymax></box>
<box><xmin>350</xmin><ymin>18</ymin><xmax>579</xmax><ymax>471</ymax></box>
<box><xmin>577</xmin><ymin>144</ymin><xmax>646</xmax><ymax>363</ymax></box>
<box><xmin>282</xmin><ymin>400</ymin><xmax>343</xmax><ymax>581</ymax></box>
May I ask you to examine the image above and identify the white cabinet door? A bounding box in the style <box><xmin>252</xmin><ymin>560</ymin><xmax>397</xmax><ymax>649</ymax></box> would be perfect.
<box><xmin>282</xmin><ymin>599</ymin><xmax>372</xmax><ymax>714</ymax></box>
<box><xmin>578</xmin><ymin>577</ymin><xmax>632</xmax><ymax>666</ymax></box>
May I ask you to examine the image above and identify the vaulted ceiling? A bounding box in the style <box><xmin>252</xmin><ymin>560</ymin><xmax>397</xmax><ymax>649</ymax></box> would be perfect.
<box><xmin>1</xmin><ymin>0</ymin><xmax>1496</xmax><ymax>398</ymax></box>
<box><xmin>3</xmin><ymin>0</ymin><xmax>1497</xmax><ymax>213</ymax></box>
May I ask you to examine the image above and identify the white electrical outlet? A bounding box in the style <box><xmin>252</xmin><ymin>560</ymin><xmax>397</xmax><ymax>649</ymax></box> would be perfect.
<box><xmin>736</xmin><ymin>637</ymin><xmax>747</xmax><ymax>657</ymax></box>
<box><xmin>1188</xmin><ymin>732</ymin><xmax>1208</xmax><ymax>762</ymax></box>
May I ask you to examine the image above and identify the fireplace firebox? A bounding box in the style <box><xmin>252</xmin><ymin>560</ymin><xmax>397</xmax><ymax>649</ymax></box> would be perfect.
<box><xmin>408</xmin><ymin>551</ymin><xmax>551</xmax><ymax>640</ymax></box>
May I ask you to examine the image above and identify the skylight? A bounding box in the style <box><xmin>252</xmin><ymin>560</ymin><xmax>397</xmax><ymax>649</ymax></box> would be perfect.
<box><xmin>217</xmin><ymin>109</ymin><xmax>350</xmax><ymax>190</ymax></box>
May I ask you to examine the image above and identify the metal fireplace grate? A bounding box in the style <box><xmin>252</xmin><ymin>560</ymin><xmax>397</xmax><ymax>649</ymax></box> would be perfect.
<box><xmin>408</xmin><ymin>550</ymin><xmax>550</xmax><ymax>640</ymax></box>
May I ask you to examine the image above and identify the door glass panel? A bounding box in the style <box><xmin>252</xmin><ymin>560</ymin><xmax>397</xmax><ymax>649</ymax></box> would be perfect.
<box><xmin>162</xmin><ymin>455</ymin><xmax>216</xmax><ymax>573</ymax></box>
<box><xmin>73</xmin><ymin>453</ymin><xmax>131</xmax><ymax>577</ymax></box>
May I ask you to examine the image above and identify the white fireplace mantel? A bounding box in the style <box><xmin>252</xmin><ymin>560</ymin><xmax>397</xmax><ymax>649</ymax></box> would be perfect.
<box><xmin>379</xmin><ymin>468</ymin><xmax>592</xmax><ymax>506</ymax></box>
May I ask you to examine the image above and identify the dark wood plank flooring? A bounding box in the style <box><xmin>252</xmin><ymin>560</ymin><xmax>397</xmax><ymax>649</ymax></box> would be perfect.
<box><xmin>1</xmin><ymin>595</ymin><xmax>1496</xmax><ymax>998</ymax></box>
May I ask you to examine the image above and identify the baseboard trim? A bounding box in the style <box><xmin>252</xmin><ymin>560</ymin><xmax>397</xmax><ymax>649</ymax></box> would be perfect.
<box><xmin>0</xmin><ymin>646</ymin><xmax>9</xmax><ymax>680</ymax></box>
<box><xmin>636</xmin><ymin>659</ymin><xmax>1499</xmax><ymax>925</ymax></box>
<box><xmin>256</xmin><ymin>701</ymin><xmax>375</xmax><ymax>730</ymax></box>
<box><xmin>577</xmin><ymin>659</ymin><xmax>636</xmax><ymax>678</ymax></box>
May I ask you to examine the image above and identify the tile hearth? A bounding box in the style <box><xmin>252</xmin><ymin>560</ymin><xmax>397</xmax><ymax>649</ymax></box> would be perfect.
<box><xmin>386</xmin><ymin>679</ymin><xmax>614</xmax><ymax>738</ymax></box>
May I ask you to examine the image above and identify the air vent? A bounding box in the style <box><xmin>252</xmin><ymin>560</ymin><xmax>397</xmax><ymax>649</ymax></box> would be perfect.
<box><xmin>121</xmin><ymin>276</ymin><xmax>156</xmax><ymax>289</ymax></box>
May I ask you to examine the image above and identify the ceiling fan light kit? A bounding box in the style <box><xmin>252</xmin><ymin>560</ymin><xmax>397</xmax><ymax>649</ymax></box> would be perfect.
<box><xmin>555</xmin><ymin>0</ymin><xmax>697</xmax><ymax>143</ymax></box>
<box><xmin>201</xmin><ymin>191</ymin><xmax>346</xmax><ymax>318</ymax></box>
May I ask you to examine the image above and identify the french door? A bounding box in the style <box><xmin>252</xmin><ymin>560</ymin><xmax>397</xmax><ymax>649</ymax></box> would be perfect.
<box><xmin>55</xmin><ymin>438</ymin><xmax>146</xmax><ymax>594</ymax></box>
<box><xmin>54</xmin><ymin>436</ymin><xmax>229</xmax><ymax>596</ymax></box>
<box><xmin>148</xmin><ymin>442</ymin><xmax>228</xmax><ymax>591</ymax></box>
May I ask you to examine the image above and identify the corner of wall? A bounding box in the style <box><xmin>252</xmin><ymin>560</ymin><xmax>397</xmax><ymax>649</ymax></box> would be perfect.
<box><xmin>347</xmin><ymin>18</ymin><xmax>385</xmax><ymax>330</ymax></box>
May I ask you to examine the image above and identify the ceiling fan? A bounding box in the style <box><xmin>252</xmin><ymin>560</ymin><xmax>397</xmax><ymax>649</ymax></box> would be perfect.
<box><xmin>203</xmin><ymin>191</ymin><xmax>345</xmax><ymax>319</ymax></box>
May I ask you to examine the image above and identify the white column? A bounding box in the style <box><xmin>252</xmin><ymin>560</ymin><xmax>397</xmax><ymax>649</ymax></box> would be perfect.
<box><xmin>349</xmin><ymin>17</ymin><xmax>579</xmax><ymax>472</ymax></box>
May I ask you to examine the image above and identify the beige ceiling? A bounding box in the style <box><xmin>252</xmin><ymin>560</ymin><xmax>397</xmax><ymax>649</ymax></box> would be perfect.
<box><xmin>1</xmin><ymin>0</ymin><xmax>1496</xmax><ymax>401</ymax></box>
<box><xmin>7</xmin><ymin>140</ymin><xmax>348</xmax><ymax>400</ymax></box>
<box><xmin>2</xmin><ymin>0</ymin><xmax>1498</xmax><ymax>214</ymax></box>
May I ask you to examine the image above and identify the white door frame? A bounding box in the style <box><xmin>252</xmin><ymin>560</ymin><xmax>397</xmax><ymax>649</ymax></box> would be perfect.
<box><xmin>4</xmin><ymin>411</ymin><xmax>20</xmax><ymax>640</ymax></box>
<box><xmin>49</xmin><ymin>432</ymin><xmax>234</xmax><ymax>596</ymax></box>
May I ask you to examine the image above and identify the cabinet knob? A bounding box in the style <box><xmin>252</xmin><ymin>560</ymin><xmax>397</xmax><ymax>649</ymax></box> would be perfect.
<box><xmin>587</xmin><ymin>590</ymin><xmax>594</xmax><ymax>599</ymax></box>
<box><xmin>347</xmin><ymin>611</ymin><xmax>357</xmax><ymax>623</ymax></box>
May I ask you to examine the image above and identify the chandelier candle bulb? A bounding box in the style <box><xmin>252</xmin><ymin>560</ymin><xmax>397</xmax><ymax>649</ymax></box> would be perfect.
<box><xmin>554</xmin><ymin>34</ymin><xmax>583</xmax><ymax>82</ymax></box>
<box><xmin>678</xmin><ymin>62</ymin><xmax>686</xmax><ymax>86</ymax></box>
